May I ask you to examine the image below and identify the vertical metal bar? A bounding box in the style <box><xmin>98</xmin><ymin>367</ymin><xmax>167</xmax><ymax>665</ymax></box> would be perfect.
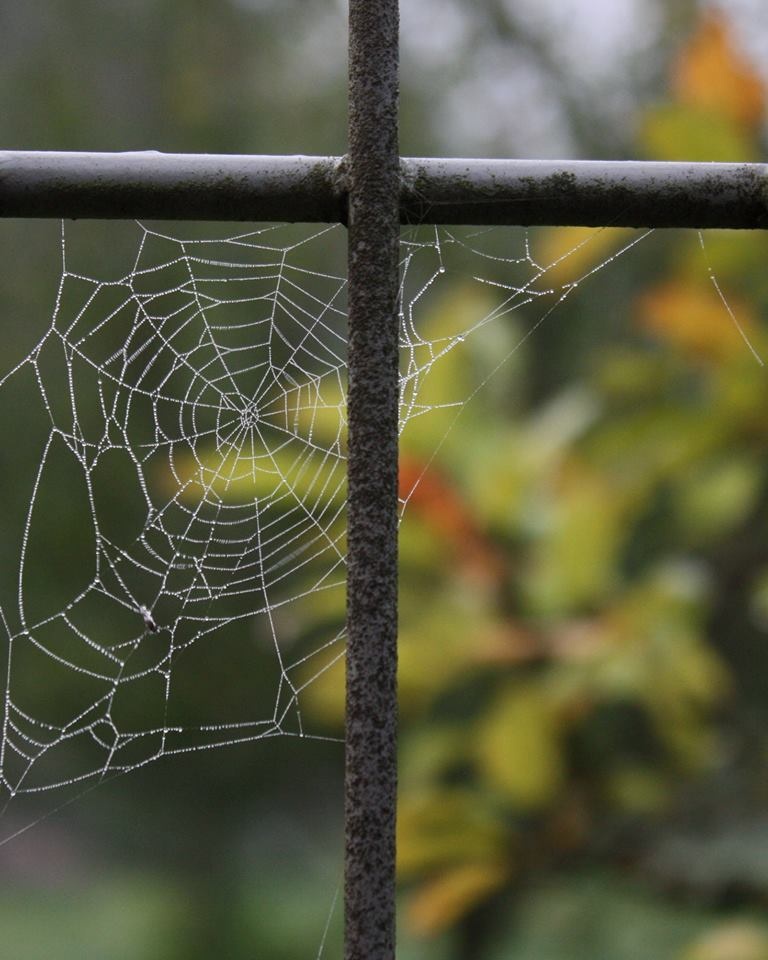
<box><xmin>344</xmin><ymin>0</ymin><xmax>400</xmax><ymax>958</ymax></box>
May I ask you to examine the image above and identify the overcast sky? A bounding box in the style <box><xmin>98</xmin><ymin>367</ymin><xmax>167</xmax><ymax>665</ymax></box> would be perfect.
<box><xmin>397</xmin><ymin>0</ymin><xmax>768</xmax><ymax>157</ymax></box>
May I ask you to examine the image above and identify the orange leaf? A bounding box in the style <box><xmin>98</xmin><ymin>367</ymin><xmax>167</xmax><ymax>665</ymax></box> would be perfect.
<box><xmin>400</xmin><ymin>454</ymin><xmax>503</xmax><ymax>584</ymax></box>
<box><xmin>673</xmin><ymin>11</ymin><xmax>764</xmax><ymax>130</ymax></box>
<box><xmin>637</xmin><ymin>279</ymin><xmax>757</xmax><ymax>362</ymax></box>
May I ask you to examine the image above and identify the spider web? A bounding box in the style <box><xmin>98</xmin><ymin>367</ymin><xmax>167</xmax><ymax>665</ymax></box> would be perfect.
<box><xmin>1</xmin><ymin>217</ymin><xmax>742</xmax><ymax>846</ymax></box>
<box><xmin>0</xmin><ymin>221</ymin><xmax>352</xmax><ymax>838</ymax></box>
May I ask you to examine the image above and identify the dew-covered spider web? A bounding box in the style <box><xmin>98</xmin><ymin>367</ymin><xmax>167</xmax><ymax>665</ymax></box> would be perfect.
<box><xmin>0</xmin><ymin>221</ymin><xmax>353</xmax><ymax>840</ymax></box>
<box><xmin>0</xmin><ymin>218</ymin><xmax>751</xmax><ymax>846</ymax></box>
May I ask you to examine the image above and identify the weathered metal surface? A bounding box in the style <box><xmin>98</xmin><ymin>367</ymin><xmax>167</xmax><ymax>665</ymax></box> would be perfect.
<box><xmin>344</xmin><ymin>0</ymin><xmax>400</xmax><ymax>958</ymax></box>
<box><xmin>0</xmin><ymin>151</ymin><xmax>346</xmax><ymax>222</ymax></box>
<box><xmin>399</xmin><ymin>157</ymin><xmax>768</xmax><ymax>228</ymax></box>
<box><xmin>1</xmin><ymin>152</ymin><xmax>767</xmax><ymax>228</ymax></box>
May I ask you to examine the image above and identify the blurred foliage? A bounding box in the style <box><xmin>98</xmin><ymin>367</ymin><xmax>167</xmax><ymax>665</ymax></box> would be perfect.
<box><xmin>299</xmin><ymin>8</ymin><xmax>768</xmax><ymax>957</ymax></box>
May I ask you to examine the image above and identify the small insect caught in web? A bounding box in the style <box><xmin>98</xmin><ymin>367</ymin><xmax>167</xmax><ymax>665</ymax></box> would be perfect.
<box><xmin>139</xmin><ymin>605</ymin><xmax>159</xmax><ymax>633</ymax></box>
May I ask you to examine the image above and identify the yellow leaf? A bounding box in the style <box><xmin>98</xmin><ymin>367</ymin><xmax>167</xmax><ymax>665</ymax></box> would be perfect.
<box><xmin>682</xmin><ymin>922</ymin><xmax>768</xmax><ymax>960</ymax></box>
<box><xmin>397</xmin><ymin>586</ymin><xmax>491</xmax><ymax>714</ymax></box>
<box><xmin>475</xmin><ymin>683</ymin><xmax>564</xmax><ymax>809</ymax></box>
<box><xmin>399</xmin><ymin>280</ymin><xmax>506</xmax><ymax>457</ymax></box>
<box><xmin>603</xmin><ymin>766</ymin><xmax>670</xmax><ymax>814</ymax></box>
<box><xmin>523</xmin><ymin>460</ymin><xmax>624</xmax><ymax>614</ymax></box>
<box><xmin>160</xmin><ymin>440</ymin><xmax>347</xmax><ymax>511</ymax></box>
<box><xmin>673</xmin><ymin>11</ymin><xmax>765</xmax><ymax>130</ymax></box>
<box><xmin>298</xmin><ymin>645</ymin><xmax>345</xmax><ymax>726</ymax></box>
<box><xmin>407</xmin><ymin>862</ymin><xmax>509</xmax><ymax>938</ymax></box>
<box><xmin>536</xmin><ymin>226</ymin><xmax>633</xmax><ymax>286</ymax></box>
<box><xmin>678</xmin><ymin>230</ymin><xmax>768</xmax><ymax>288</ymax></box>
<box><xmin>397</xmin><ymin>788</ymin><xmax>509</xmax><ymax>878</ymax></box>
<box><xmin>641</xmin><ymin>103</ymin><xmax>756</xmax><ymax>162</ymax></box>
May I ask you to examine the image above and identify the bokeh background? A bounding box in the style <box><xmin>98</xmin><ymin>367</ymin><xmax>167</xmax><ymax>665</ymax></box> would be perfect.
<box><xmin>3</xmin><ymin>1</ymin><xmax>768</xmax><ymax>958</ymax></box>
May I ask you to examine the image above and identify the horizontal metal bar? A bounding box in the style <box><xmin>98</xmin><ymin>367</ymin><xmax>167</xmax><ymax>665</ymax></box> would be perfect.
<box><xmin>0</xmin><ymin>151</ymin><xmax>766</xmax><ymax>228</ymax></box>
<box><xmin>0</xmin><ymin>151</ymin><xmax>348</xmax><ymax>222</ymax></box>
<box><xmin>401</xmin><ymin>158</ymin><xmax>768</xmax><ymax>229</ymax></box>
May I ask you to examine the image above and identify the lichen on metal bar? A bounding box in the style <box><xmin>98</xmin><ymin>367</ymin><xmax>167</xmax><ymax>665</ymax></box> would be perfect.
<box><xmin>398</xmin><ymin>157</ymin><xmax>768</xmax><ymax>228</ymax></box>
<box><xmin>1</xmin><ymin>152</ymin><xmax>767</xmax><ymax>228</ymax></box>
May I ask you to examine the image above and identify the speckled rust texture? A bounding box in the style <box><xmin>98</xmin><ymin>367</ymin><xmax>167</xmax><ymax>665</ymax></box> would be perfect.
<box><xmin>345</xmin><ymin>1</ymin><xmax>400</xmax><ymax>959</ymax></box>
<box><xmin>398</xmin><ymin>158</ymin><xmax>768</xmax><ymax>228</ymax></box>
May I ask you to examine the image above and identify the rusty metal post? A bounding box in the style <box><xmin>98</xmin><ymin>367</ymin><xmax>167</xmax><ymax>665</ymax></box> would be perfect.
<box><xmin>344</xmin><ymin>0</ymin><xmax>400</xmax><ymax>958</ymax></box>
